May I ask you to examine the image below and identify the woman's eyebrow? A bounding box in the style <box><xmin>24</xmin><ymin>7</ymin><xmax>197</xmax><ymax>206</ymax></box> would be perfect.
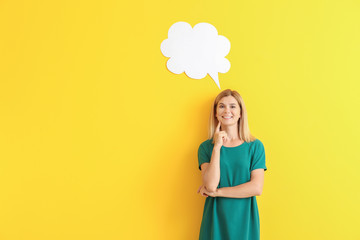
<box><xmin>219</xmin><ymin>103</ymin><xmax>237</xmax><ymax>105</ymax></box>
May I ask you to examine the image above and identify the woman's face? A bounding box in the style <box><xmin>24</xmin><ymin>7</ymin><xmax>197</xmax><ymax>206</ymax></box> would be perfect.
<box><xmin>216</xmin><ymin>96</ymin><xmax>241</xmax><ymax>127</ymax></box>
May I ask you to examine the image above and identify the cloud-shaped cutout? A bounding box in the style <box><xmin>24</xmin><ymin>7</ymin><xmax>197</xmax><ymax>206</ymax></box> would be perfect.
<box><xmin>160</xmin><ymin>22</ymin><xmax>231</xmax><ymax>89</ymax></box>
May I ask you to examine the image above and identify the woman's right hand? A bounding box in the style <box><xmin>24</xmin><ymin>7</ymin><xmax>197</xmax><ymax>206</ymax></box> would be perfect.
<box><xmin>214</xmin><ymin>121</ymin><xmax>228</xmax><ymax>148</ymax></box>
<box><xmin>197</xmin><ymin>185</ymin><xmax>208</xmax><ymax>198</ymax></box>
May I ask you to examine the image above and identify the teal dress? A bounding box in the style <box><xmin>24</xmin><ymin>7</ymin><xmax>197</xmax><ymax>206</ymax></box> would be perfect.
<box><xmin>197</xmin><ymin>139</ymin><xmax>267</xmax><ymax>240</ymax></box>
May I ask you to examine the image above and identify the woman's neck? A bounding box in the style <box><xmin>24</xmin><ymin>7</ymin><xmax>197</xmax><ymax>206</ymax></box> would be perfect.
<box><xmin>220</xmin><ymin>124</ymin><xmax>240</xmax><ymax>141</ymax></box>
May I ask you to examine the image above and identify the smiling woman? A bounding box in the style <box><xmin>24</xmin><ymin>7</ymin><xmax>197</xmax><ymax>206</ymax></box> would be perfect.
<box><xmin>208</xmin><ymin>89</ymin><xmax>254</xmax><ymax>143</ymax></box>
<box><xmin>197</xmin><ymin>89</ymin><xmax>267</xmax><ymax>240</ymax></box>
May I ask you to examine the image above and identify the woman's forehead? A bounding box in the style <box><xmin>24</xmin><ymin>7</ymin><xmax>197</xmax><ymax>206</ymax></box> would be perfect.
<box><xmin>218</xmin><ymin>96</ymin><xmax>238</xmax><ymax>104</ymax></box>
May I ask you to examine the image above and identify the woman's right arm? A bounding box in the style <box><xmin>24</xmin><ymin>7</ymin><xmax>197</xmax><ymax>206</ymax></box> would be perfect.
<box><xmin>201</xmin><ymin>144</ymin><xmax>221</xmax><ymax>193</ymax></box>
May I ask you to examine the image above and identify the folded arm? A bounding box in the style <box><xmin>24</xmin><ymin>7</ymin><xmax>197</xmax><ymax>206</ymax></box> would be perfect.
<box><xmin>214</xmin><ymin>169</ymin><xmax>265</xmax><ymax>198</ymax></box>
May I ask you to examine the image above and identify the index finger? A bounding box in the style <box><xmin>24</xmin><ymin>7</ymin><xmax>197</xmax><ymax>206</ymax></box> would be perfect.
<box><xmin>215</xmin><ymin>121</ymin><xmax>221</xmax><ymax>132</ymax></box>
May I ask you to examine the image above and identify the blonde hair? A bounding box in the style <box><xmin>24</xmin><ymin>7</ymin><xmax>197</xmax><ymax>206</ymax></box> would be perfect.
<box><xmin>208</xmin><ymin>89</ymin><xmax>256</xmax><ymax>143</ymax></box>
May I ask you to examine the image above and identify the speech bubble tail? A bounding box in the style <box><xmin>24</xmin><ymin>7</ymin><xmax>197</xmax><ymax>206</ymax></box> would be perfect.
<box><xmin>209</xmin><ymin>72</ymin><xmax>221</xmax><ymax>89</ymax></box>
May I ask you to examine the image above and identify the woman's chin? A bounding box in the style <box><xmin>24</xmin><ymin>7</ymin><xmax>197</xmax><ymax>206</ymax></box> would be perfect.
<box><xmin>218</xmin><ymin>119</ymin><xmax>237</xmax><ymax>125</ymax></box>
<box><xmin>220</xmin><ymin>121</ymin><xmax>237</xmax><ymax>126</ymax></box>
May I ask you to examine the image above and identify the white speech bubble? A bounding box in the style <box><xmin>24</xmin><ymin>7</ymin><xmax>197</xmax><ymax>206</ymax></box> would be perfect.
<box><xmin>160</xmin><ymin>22</ymin><xmax>231</xmax><ymax>89</ymax></box>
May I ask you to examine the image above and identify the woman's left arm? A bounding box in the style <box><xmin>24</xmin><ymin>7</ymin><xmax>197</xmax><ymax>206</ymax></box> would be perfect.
<box><xmin>203</xmin><ymin>169</ymin><xmax>265</xmax><ymax>198</ymax></box>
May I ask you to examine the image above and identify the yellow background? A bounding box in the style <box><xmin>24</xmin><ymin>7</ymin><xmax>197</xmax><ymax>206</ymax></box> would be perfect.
<box><xmin>1</xmin><ymin>0</ymin><xmax>359</xmax><ymax>239</ymax></box>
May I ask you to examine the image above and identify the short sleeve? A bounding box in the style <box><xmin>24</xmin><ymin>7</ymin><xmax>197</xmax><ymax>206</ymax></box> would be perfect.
<box><xmin>250</xmin><ymin>140</ymin><xmax>267</xmax><ymax>172</ymax></box>
<box><xmin>198</xmin><ymin>143</ymin><xmax>211</xmax><ymax>171</ymax></box>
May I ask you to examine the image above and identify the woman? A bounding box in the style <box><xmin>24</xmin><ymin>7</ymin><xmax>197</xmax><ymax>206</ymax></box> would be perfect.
<box><xmin>197</xmin><ymin>89</ymin><xmax>267</xmax><ymax>240</ymax></box>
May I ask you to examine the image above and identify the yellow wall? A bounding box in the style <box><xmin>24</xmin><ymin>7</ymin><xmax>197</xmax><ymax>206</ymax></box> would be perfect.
<box><xmin>1</xmin><ymin>0</ymin><xmax>359</xmax><ymax>239</ymax></box>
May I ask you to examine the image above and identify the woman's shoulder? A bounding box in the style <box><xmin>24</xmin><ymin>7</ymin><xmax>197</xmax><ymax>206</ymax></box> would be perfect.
<box><xmin>249</xmin><ymin>138</ymin><xmax>265</xmax><ymax>151</ymax></box>
<box><xmin>199</xmin><ymin>138</ymin><xmax>214</xmax><ymax>149</ymax></box>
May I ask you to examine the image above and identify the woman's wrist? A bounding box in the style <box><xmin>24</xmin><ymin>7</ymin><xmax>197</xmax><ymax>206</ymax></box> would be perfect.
<box><xmin>215</xmin><ymin>188</ymin><xmax>222</xmax><ymax>197</ymax></box>
<box><xmin>214</xmin><ymin>144</ymin><xmax>222</xmax><ymax>150</ymax></box>
<box><xmin>206</xmin><ymin>188</ymin><xmax>222</xmax><ymax>197</ymax></box>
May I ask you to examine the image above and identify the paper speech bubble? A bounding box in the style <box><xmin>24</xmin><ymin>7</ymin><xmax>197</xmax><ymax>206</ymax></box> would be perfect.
<box><xmin>160</xmin><ymin>22</ymin><xmax>231</xmax><ymax>89</ymax></box>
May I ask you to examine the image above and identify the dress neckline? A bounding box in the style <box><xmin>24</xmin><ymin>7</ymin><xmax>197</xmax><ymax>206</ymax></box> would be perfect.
<box><xmin>222</xmin><ymin>141</ymin><xmax>246</xmax><ymax>149</ymax></box>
